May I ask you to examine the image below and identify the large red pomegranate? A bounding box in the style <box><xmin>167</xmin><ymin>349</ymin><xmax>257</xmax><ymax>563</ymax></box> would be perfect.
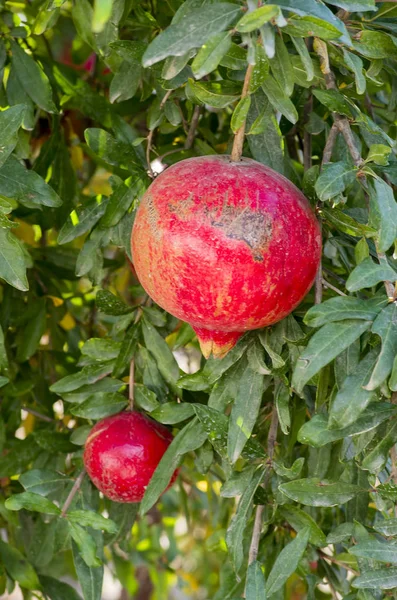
<box><xmin>132</xmin><ymin>156</ymin><xmax>321</xmax><ymax>358</ymax></box>
<box><xmin>84</xmin><ymin>412</ymin><xmax>178</xmax><ymax>503</ymax></box>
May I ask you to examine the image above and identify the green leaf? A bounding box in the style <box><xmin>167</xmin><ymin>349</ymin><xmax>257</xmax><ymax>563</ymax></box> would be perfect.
<box><xmin>320</xmin><ymin>206</ymin><xmax>376</xmax><ymax>237</ymax></box>
<box><xmin>95</xmin><ymin>290</ymin><xmax>133</xmax><ymax>315</ymax></box>
<box><xmin>279</xmin><ymin>478</ymin><xmax>361</xmax><ymax>507</ymax></box>
<box><xmin>273</xmin><ymin>458</ymin><xmax>304</xmax><ymax>480</ymax></box>
<box><xmin>246</xmin><ymin>91</ymin><xmax>284</xmax><ymax>171</ymax></box>
<box><xmin>315</xmin><ymin>161</ymin><xmax>357</xmax><ymax>201</ymax></box>
<box><xmin>219</xmin><ymin>43</ymin><xmax>247</xmax><ymax>70</ymax></box>
<box><xmin>365</xmin><ymin>303</ymin><xmax>397</xmax><ymax>390</ymax></box>
<box><xmin>368</xmin><ymin>177</ymin><xmax>397</xmax><ymax>253</ymax></box>
<box><xmin>249</xmin><ymin>45</ymin><xmax>270</xmax><ymax>94</ymax></box>
<box><xmin>143</xmin><ymin>3</ymin><xmax>241</xmax><ymax>67</ymax></box>
<box><xmin>102</xmin><ymin>177</ymin><xmax>146</xmax><ymax>228</ymax></box>
<box><xmin>69</xmin><ymin>523</ymin><xmax>101</xmax><ymax>568</ymax></box>
<box><xmin>62</xmin><ymin>378</ymin><xmax>124</xmax><ymax>404</ymax></box>
<box><xmin>230</xmin><ymin>96</ymin><xmax>251</xmax><ymax>134</ymax></box>
<box><xmin>109</xmin><ymin>60</ymin><xmax>141</xmax><ymax>104</ymax></box>
<box><xmin>246</xmin><ymin>561</ymin><xmax>266</xmax><ymax>600</ymax></box>
<box><xmin>313</xmin><ymin>88</ymin><xmax>354</xmax><ymax>117</ymax></box>
<box><xmin>0</xmin><ymin>540</ymin><xmax>40</xmax><ymax>590</ymax></box>
<box><xmin>92</xmin><ymin>0</ymin><xmax>112</xmax><ymax>33</ymax></box>
<box><xmin>273</xmin><ymin>0</ymin><xmax>351</xmax><ymax>44</ymax></box>
<box><xmin>390</xmin><ymin>355</ymin><xmax>397</xmax><ymax>391</ymax></box>
<box><xmin>343</xmin><ymin>49</ymin><xmax>366</xmax><ymax>95</ymax></box>
<box><xmin>72</xmin><ymin>540</ymin><xmax>103</xmax><ymax>600</ymax></box>
<box><xmin>50</xmin><ymin>363</ymin><xmax>114</xmax><ymax>393</ymax></box>
<box><xmin>292</xmin><ymin>320</ymin><xmax>372</xmax><ymax>395</ymax></box>
<box><xmin>227</xmin><ymin>366</ymin><xmax>264</xmax><ymax>463</ymax></box>
<box><xmin>328</xmin><ymin>348</ymin><xmax>379</xmax><ymax>429</ymax></box>
<box><xmin>298</xmin><ymin>403</ymin><xmax>396</xmax><ymax>447</ymax></box>
<box><xmin>0</xmin><ymin>155</ymin><xmax>62</xmax><ymax>208</ymax></box>
<box><xmin>140</xmin><ymin>418</ymin><xmax>206</xmax><ymax>515</ymax></box>
<box><xmin>40</xmin><ymin>575</ymin><xmax>83</xmax><ymax>600</ymax></box>
<box><xmin>58</xmin><ymin>198</ymin><xmax>108</xmax><ymax>244</ymax></box>
<box><xmin>194</xmin><ymin>404</ymin><xmax>266</xmax><ymax>461</ymax></box>
<box><xmin>377</xmin><ymin>483</ymin><xmax>397</xmax><ymax>501</ymax></box>
<box><xmin>261</xmin><ymin>74</ymin><xmax>298</xmax><ymax>124</ymax></box>
<box><xmin>269</xmin><ymin>34</ymin><xmax>294</xmax><ymax>97</ymax></box>
<box><xmin>84</xmin><ymin>129</ymin><xmax>142</xmax><ymax>171</ymax></box>
<box><xmin>132</xmin><ymin>385</ymin><xmax>159</xmax><ymax>413</ymax></box>
<box><xmin>0</xmin><ymin>105</ymin><xmax>26</xmax><ymax>168</ymax></box>
<box><xmin>226</xmin><ymin>466</ymin><xmax>266</xmax><ymax>573</ymax></box>
<box><xmin>10</xmin><ymin>40</ymin><xmax>57</xmax><ymax>112</ymax></box>
<box><xmin>367</xmin><ymin>144</ymin><xmax>392</xmax><ymax>166</ymax></box>
<box><xmin>68</xmin><ymin>510</ymin><xmax>117</xmax><ymax>534</ymax></box>
<box><xmin>236</xmin><ymin>5</ymin><xmax>279</xmax><ymax>33</ymax></box>
<box><xmin>16</xmin><ymin>300</ymin><xmax>47</xmax><ymax>362</ymax></box>
<box><xmin>346</xmin><ymin>257</ymin><xmax>396</xmax><ymax>292</ymax></box>
<box><xmin>81</xmin><ymin>338</ymin><xmax>122</xmax><ymax>362</ymax></box>
<box><xmin>353</xmin><ymin>30</ymin><xmax>397</xmax><ymax>59</ymax></box>
<box><xmin>113</xmin><ymin>324</ymin><xmax>141</xmax><ymax>379</ymax></box>
<box><xmin>266</xmin><ymin>528</ymin><xmax>310</xmax><ymax>596</ymax></box>
<box><xmin>286</xmin><ymin>16</ymin><xmax>342</xmax><ymax>41</ymax></box>
<box><xmin>70</xmin><ymin>392</ymin><xmax>128</xmax><ymax>419</ymax></box>
<box><xmin>192</xmin><ymin>31</ymin><xmax>231</xmax><ymax>79</ymax></box>
<box><xmin>110</xmin><ymin>40</ymin><xmax>146</xmax><ymax>63</ymax></box>
<box><xmin>150</xmin><ymin>402</ymin><xmax>195</xmax><ymax>424</ymax></box>
<box><xmin>361</xmin><ymin>419</ymin><xmax>397</xmax><ymax>473</ymax></box>
<box><xmin>221</xmin><ymin>466</ymin><xmax>257</xmax><ymax>498</ymax></box>
<box><xmin>290</xmin><ymin>36</ymin><xmax>314</xmax><ymax>82</ymax></box>
<box><xmin>374</xmin><ymin>518</ymin><xmax>397</xmax><ymax>536</ymax></box>
<box><xmin>0</xmin><ymin>228</ymin><xmax>29</xmax><ymax>291</ymax></box>
<box><xmin>275</xmin><ymin>379</ymin><xmax>290</xmax><ymax>434</ymax></box>
<box><xmin>72</xmin><ymin>0</ymin><xmax>96</xmax><ymax>49</ymax></box>
<box><xmin>352</xmin><ymin>568</ymin><xmax>397</xmax><ymax>590</ymax></box>
<box><xmin>279</xmin><ymin>506</ymin><xmax>327</xmax><ymax>547</ymax></box>
<box><xmin>188</xmin><ymin>79</ymin><xmax>241</xmax><ymax>108</ymax></box>
<box><xmin>305</xmin><ymin>296</ymin><xmax>386</xmax><ymax>328</ymax></box>
<box><xmin>19</xmin><ymin>469</ymin><xmax>68</xmax><ymax>496</ymax></box>
<box><xmin>142</xmin><ymin>319</ymin><xmax>180</xmax><ymax>386</ymax></box>
<box><xmin>5</xmin><ymin>492</ymin><xmax>61</xmax><ymax>515</ymax></box>
<box><xmin>324</xmin><ymin>0</ymin><xmax>375</xmax><ymax>10</ymax></box>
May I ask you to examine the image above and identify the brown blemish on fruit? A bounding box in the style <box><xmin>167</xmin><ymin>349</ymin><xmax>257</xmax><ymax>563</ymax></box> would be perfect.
<box><xmin>211</xmin><ymin>206</ymin><xmax>272</xmax><ymax>262</ymax></box>
<box><xmin>168</xmin><ymin>195</ymin><xmax>273</xmax><ymax>262</ymax></box>
<box><xmin>146</xmin><ymin>194</ymin><xmax>161</xmax><ymax>239</ymax></box>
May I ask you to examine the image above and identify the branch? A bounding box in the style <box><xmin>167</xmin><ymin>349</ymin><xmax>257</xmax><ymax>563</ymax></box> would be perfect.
<box><xmin>231</xmin><ymin>63</ymin><xmax>254</xmax><ymax>162</ymax></box>
<box><xmin>184</xmin><ymin>105</ymin><xmax>201</xmax><ymax>150</ymax></box>
<box><xmin>314</xmin><ymin>39</ymin><xmax>393</xmax><ymax>299</ymax></box>
<box><xmin>322</xmin><ymin>278</ymin><xmax>347</xmax><ymax>297</ymax></box>
<box><xmin>318</xmin><ymin>550</ymin><xmax>359</xmax><ymax>576</ymax></box>
<box><xmin>159</xmin><ymin>89</ymin><xmax>172</xmax><ymax>110</ymax></box>
<box><xmin>322</xmin><ymin>123</ymin><xmax>339</xmax><ymax>166</ymax></box>
<box><xmin>61</xmin><ymin>470</ymin><xmax>85</xmax><ymax>517</ymax></box>
<box><xmin>303</xmin><ymin>94</ymin><xmax>313</xmax><ymax>171</ymax></box>
<box><xmin>23</xmin><ymin>407</ymin><xmax>54</xmax><ymax>423</ymax></box>
<box><xmin>146</xmin><ymin>130</ymin><xmax>155</xmax><ymax>179</ymax></box>
<box><xmin>246</xmin><ymin>410</ymin><xmax>279</xmax><ymax>573</ymax></box>
<box><xmin>128</xmin><ymin>359</ymin><xmax>135</xmax><ymax>411</ymax></box>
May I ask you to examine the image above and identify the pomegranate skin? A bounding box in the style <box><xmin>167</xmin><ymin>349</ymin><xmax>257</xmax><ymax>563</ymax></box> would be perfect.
<box><xmin>83</xmin><ymin>412</ymin><xmax>178</xmax><ymax>503</ymax></box>
<box><xmin>132</xmin><ymin>156</ymin><xmax>321</xmax><ymax>358</ymax></box>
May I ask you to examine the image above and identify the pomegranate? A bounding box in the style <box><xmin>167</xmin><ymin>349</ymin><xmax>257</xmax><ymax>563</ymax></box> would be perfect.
<box><xmin>83</xmin><ymin>412</ymin><xmax>178</xmax><ymax>503</ymax></box>
<box><xmin>131</xmin><ymin>156</ymin><xmax>321</xmax><ymax>358</ymax></box>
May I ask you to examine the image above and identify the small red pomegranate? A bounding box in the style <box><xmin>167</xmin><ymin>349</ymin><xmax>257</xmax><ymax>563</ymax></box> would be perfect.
<box><xmin>83</xmin><ymin>412</ymin><xmax>177</xmax><ymax>503</ymax></box>
<box><xmin>132</xmin><ymin>156</ymin><xmax>321</xmax><ymax>358</ymax></box>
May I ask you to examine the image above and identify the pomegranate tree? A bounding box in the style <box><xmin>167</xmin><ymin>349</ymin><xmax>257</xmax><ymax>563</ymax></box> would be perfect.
<box><xmin>131</xmin><ymin>156</ymin><xmax>321</xmax><ymax>358</ymax></box>
<box><xmin>84</xmin><ymin>412</ymin><xmax>178</xmax><ymax>503</ymax></box>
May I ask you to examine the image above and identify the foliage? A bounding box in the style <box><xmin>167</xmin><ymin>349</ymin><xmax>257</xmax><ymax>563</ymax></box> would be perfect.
<box><xmin>1</xmin><ymin>0</ymin><xmax>397</xmax><ymax>599</ymax></box>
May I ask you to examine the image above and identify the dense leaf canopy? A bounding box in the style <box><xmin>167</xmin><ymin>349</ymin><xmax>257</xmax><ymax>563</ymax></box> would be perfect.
<box><xmin>1</xmin><ymin>0</ymin><xmax>397</xmax><ymax>599</ymax></box>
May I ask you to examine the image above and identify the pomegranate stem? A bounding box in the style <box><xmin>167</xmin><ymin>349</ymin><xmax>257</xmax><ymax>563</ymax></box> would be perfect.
<box><xmin>230</xmin><ymin>63</ymin><xmax>254</xmax><ymax>162</ymax></box>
